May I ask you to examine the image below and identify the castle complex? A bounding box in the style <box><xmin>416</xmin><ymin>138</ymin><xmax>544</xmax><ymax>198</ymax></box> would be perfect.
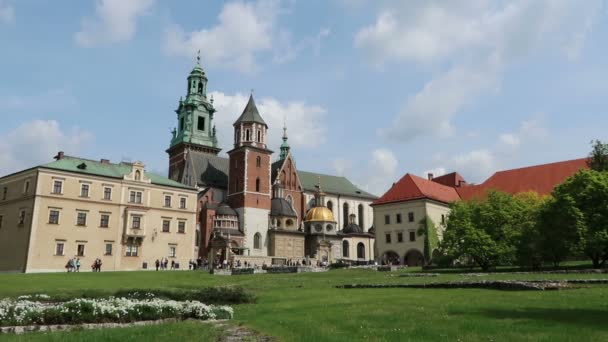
<box><xmin>166</xmin><ymin>58</ymin><xmax>377</xmax><ymax>266</ymax></box>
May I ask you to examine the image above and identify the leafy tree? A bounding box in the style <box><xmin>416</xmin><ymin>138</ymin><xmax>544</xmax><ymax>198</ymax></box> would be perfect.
<box><xmin>442</xmin><ymin>191</ymin><xmax>544</xmax><ymax>271</ymax></box>
<box><xmin>513</xmin><ymin>192</ymin><xmax>548</xmax><ymax>269</ymax></box>
<box><xmin>552</xmin><ymin>170</ymin><xmax>608</xmax><ymax>268</ymax></box>
<box><xmin>535</xmin><ymin>196</ymin><xmax>584</xmax><ymax>267</ymax></box>
<box><xmin>588</xmin><ymin>140</ymin><xmax>608</xmax><ymax>172</ymax></box>
<box><xmin>417</xmin><ymin>216</ymin><xmax>439</xmax><ymax>265</ymax></box>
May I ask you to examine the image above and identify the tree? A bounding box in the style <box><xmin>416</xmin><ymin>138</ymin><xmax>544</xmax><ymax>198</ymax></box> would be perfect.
<box><xmin>417</xmin><ymin>216</ymin><xmax>439</xmax><ymax>265</ymax></box>
<box><xmin>552</xmin><ymin>170</ymin><xmax>608</xmax><ymax>268</ymax></box>
<box><xmin>513</xmin><ymin>192</ymin><xmax>549</xmax><ymax>269</ymax></box>
<box><xmin>588</xmin><ymin>140</ymin><xmax>608</xmax><ymax>172</ymax></box>
<box><xmin>442</xmin><ymin>191</ymin><xmax>544</xmax><ymax>271</ymax></box>
<box><xmin>535</xmin><ymin>196</ymin><xmax>584</xmax><ymax>267</ymax></box>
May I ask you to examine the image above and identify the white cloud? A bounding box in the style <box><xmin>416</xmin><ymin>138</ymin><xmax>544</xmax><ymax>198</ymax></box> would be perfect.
<box><xmin>208</xmin><ymin>91</ymin><xmax>327</xmax><ymax>153</ymax></box>
<box><xmin>0</xmin><ymin>0</ymin><xmax>14</xmax><ymax>24</ymax></box>
<box><xmin>332</xmin><ymin>158</ymin><xmax>353</xmax><ymax>177</ymax></box>
<box><xmin>498</xmin><ymin>115</ymin><xmax>548</xmax><ymax>149</ymax></box>
<box><xmin>0</xmin><ymin>120</ymin><xmax>94</xmax><ymax>176</ymax></box>
<box><xmin>499</xmin><ymin>133</ymin><xmax>520</xmax><ymax>147</ymax></box>
<box><xmin>358</xmin><ymin>148</ymin><xmax>399</xmax><ymax>196</ymax></box>
<box><xmin>430</xmin><ymin>149</ymin><xmax>495</xmax><ymax>184</ymax></box>
<box><xmin>274</xmin><ymin>27</ymin><xmax>331</xmax><ymax>64</ymax></box>
<box><xmin>164</xmin><ymin>0</ymin><xmax>280</xmax><ymax>72</ymax></box>
<box><xmin>0</xmin><ymin>88</ymin><xmax>78</xmax><ymax>112</ymax></box>
<box><xmin>74</xmin><ymin>0</ymin><xmax>154</xmax><ymax>47</ymax></box>
<box><xmin>360</xmin><ymin>1</ymin><xmax>603</xmax><ymax>141</ymax></box>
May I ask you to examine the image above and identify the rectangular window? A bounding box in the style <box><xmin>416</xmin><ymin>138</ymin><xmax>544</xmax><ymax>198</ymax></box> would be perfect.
<box><xmin>80</xmin><ymin>184</ymin><xmax>89</xmax><ymax>198</ymax></box>
<box><xmin>132</xmin><ymin>216</ymin><xmax>141</xmax><ymax>229</ymax></box>
<box><xmin>180</xmin><ymin>197</ymin><xmax>187</xmax><ymax>209</ymax></box>
<box><xmin>408</xmin><ymin>212</ymin><xmax>415</xmax><ymax>222</ymax></box>
<box><xmin>162</xmin><ymin>220</ymin><xmax>170</xmax><ymax>232</ymax></box>
<box><xmin>180</xmin><ymin>117</ymin><xmax>184</xmax><ymax>132</ymax></box>
<box><xmin>55</xmin><ymin>242</ymin><xmax>64</xmax><ymax>256</ymax></box>
<box><xmin>0</xmin><ymin>215</ymin><xmax>3</xmax><ymax>229</ymax></box>
<box><xmin>178</xmin><ymin>221</ymin><xmax>186</xmax><ymax>234</ymax></box>
<box><xmin>77</xmin><ymin>212</ymin><xmax>87</xmax><ymax>226</ymax></box>
<box><xmin>397</xmin><ymin>232</ymin><xmax>403</xmax><ymax>243</ymax></box>
<box><xmin>49</xmin><ymin>210</ymin><xmax>60</xmax><ymax>224</ymax></box>
<box><xmin>409</xmin><ymin>231</ymin><xmax>416</xmax><ymax>242</ymax></box>
<box><xmin>197</xmin><ymin>116</ymin><xmax>205</xmax><ymax>131</ymax></box>
<box><xmin>103</xmin><ymin>187</ymin><xmax>112</xmax><ymax>200</ymax></box>
<box><xmin>384</xmin><ymin>215</ymin><xmax>390</xmax><ymax>225</ymax></box>
<box><xmin>164</xmin><ymin>195</ymin><xmax>172</xmax><ymax>207</ymax></box>
<box><xmin>130</xmin><ymin>191</ymin><xmax>143</xmax><ymax>204</ymax></box>
<box><xmin>18</xmin><ymin>210</ymin><xmax>25</xmax><ymax>225</ymax></box>
<box><xmin>100</xmin><ymin>214</ymin><xmax>109</xmax><ymax>228</ymax></box>
<box><xmin>2</xmin><ymin>187</ymin><xmax>7</xmax><ymax>200</ymax></box>
<box><xmin>77</xmin><ymin>244</ymin><xmax>85</xmax><ymax>257</ymax></box>
<box><xmin>396</xmin><ymin>213</ymin><xmax>402</xmax><ymax>224</ymax></box>
<box><xmin>126</xmin><ymin>244</ymin><xmax>139</xmax><ymax>257</ymax></box>
<box><xmin>105</xmin><ymin>243</ymin><xmax>112</xmax><ymax>256</ymax></box>
<box><xmin>385</xmin><ymin>233</ymin><xmax>391</xmax><ymax>244</ymax></box>
<box><xmin>52</xmin><ymin>181</ymin><xmax>62</xmax><ymax>194</ymax></box>
<box><xmin>169</xmin><ymin>246</ymin><xmax>176</xmax><ymax>258</ymax></box>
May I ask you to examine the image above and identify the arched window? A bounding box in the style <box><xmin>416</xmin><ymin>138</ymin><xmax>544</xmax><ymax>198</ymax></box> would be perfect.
<box><xmin>286</xmin><ymin>195</ymin><xmax>293</xmax><ymax>205</ymax></box>
<box><xmin>256</xmin><ymin>156</ymin><xmax>261</xmax><ymax>167</ymax></box>
<box><xmin>255</xmin><ymin>177</ymin><xmax>260</xmax><ymax>192</ymax></box>
<box><xmin>246</xmin><ymin>129</ymin><xmax>251</xmax><ymax>141</ymax></box>
<box><xmin>327</xmin><ymin>200</ymin><xmax>333</xmax><ymax>213</ymax></box>
<box><xmin>343</xmin><ymin>240</ymin><xmax>349</xmax><ymax>258</ymax></box>
<box><xmin>135</xmin><ymin>170</ymin><xmax>141</xmax><ymax>181</ymax></box>
<box><xmin>358</xmin><ymin>204</ymin><xmax>364</xmax><ymax>228</ymax></box>
<box><xmin>198</xmin><ymin>82</ymin><xmax>203</xmax><ymax>94</ymax></box>
<box><xmin>343</xmin><ymin>203</ymin><xmax>349</xmax><ymax>228</ymax></box>
<box><xmin>286</xmin><ymin>219</ymin><xmax>294</xmax><ymax>227</ymax></box>
<box><xmin>235</xmin><ymin>129</ymin><xmax>240</xmax><ymax>144</ymax></box>
<box><xmin>257</xmin><ymin>130</ymin><xmax>261</xmax><ymax>142</ymax></box>
<box><xmin>254</xmin><ymin>233</ymin><xmax>261</xmax><ymax>249</ymax></box>
<box><xmin>357</xmin><ymin>242</ymin><xmax>365</xmax><ymax>259</ymax></box>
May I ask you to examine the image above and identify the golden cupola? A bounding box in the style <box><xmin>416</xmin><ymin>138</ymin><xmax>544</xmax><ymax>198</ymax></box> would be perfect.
<box><xmin>304</xmin><ymin>177</ymin><xmax>336</xmax><ymax>223</ymax></box>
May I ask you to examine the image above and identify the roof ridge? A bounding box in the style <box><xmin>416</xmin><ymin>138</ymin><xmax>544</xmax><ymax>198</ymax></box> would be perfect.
<box><xmin>493</xmin><ymin>157</ymin><xmax>588</xmax><ymax>174</ymax></box>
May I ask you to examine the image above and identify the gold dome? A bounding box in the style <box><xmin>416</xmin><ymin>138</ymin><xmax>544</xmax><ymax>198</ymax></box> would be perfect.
<box><xmin>305</xmin><ymin>207</ymin><xmax>335</xmax><ymax>222</ymax></box>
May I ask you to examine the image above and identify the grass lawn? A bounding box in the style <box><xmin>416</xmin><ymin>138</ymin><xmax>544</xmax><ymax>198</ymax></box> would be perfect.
<box><xmin>0</xmin><ymin>268</ymin><xmax>607</xmax><ymax>341</ymax></box>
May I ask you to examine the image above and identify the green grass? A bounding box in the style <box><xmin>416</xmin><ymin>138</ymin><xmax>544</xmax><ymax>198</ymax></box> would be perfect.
<box><xmin>1</xmin><ymin>268</ymin><xmax>608</xmax><ymax>341</ymax></box>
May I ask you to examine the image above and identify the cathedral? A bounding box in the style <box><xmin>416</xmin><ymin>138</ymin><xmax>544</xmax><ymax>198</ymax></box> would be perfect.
<box><xmin>166</xmin><ymin>58</ymin><xmax>377</xmax><ymax>266</ymax></box>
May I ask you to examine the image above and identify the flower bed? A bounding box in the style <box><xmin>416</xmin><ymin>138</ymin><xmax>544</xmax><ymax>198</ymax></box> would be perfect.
<box><xmin>0</xmin><ymin>296</ymin><xmax>233</xmax><ymax>327</ymax></box>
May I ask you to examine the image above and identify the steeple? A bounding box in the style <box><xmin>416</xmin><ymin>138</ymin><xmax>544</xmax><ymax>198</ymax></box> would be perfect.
<box><xmin>232</xmin><ymin>94</ymin><xmax>269</xmax><ymax>150</ymax></box>
<box><xmin>279</xmin><ymin>121</ymin><xmax>290</xmax><ymax>160</ymax></box>
<box><xmin>167</xmin><ymin>52</ymin><xmax>220</xmax><ymax>180</ymax></box>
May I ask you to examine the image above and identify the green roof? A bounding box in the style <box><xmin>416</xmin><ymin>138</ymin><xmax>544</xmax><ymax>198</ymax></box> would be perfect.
<box><xmin>233</xmin><ymin>95</ymin><xmax>267</xmax><ymax>126</ymax></box>
<box><xmin>40</xmin><ymin>157</ymin><xmax>195</xmax><ymax>190</ymax></box>
<box><xmin>297</xmin><ymin>170</ymin><xmax>378</xmax><ymax>199</ymax></box>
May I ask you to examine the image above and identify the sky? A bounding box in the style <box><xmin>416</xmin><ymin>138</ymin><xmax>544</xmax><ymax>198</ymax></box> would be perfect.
<box><xmin>1</xmin><ymin>0</ymin><xmax>607</xmax><ymax>196</ymax></box>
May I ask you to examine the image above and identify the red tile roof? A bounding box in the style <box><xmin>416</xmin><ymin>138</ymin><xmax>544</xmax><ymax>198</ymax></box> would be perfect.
<box><xmin>456</xmin><ymin>158</ymin><xmax>589</xmax><ymax>200</ymax></box>
<box><xmin>372</xmin><ymin>174</ymin><xmax>460</xmax><ymax>206</ymax></box>
<box><xmin>373</xmin><ymin>158</ymin><xmax>589</xmax><ymax>206</ymax></box>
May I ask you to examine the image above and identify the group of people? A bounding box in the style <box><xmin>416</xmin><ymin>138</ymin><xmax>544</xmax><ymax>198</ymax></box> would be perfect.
<box><xmin>65</xmin><ymin>258</ymin><xmax>81</xmax><ymax>272</ymax></box>
<box><xmin>91</xmin><ymin>258</ymin><xmax>103</xmax><ymax>272</ymax></box>
<box><xmin>188</xmin><ymin>258</ymin><xmax>206</xmax><ymax>270</ymax></box>
<box><xmin>154</xmin><ymin>258</ymin><xmax>176</xmax><ymax>271</ymax></box>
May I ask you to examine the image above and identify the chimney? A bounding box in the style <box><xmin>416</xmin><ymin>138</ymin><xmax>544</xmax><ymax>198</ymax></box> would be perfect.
<box><xmin>100</xmin><ymin>159</ymin><xmax>110</xmax><ymax>164</ymax></box>
<box><xmin>54</xmin><ymin>151</ymin><xmax>65</xmax><ymax>160</ymax></box>
<box><xmin>427</xmin><ymin>173</ymin><xmax>434</xmax><ymax>181</ymax></box>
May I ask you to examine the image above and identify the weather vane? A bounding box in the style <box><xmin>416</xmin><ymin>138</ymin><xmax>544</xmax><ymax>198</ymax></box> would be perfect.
<box><xmin>196</xmin><ymin>49</ymin><xmax>201</xmax><ymax>64</ymax></box>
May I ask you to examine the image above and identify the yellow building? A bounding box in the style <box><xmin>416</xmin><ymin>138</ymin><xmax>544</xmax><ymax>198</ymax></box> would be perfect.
<box><xmin>0</xmin><ymin>152</ymin><xmax>198</xmax><ymax>273</ymax></box>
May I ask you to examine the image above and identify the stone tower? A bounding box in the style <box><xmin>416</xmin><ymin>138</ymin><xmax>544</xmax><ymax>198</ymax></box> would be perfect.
<box><xmin>167</xmin><ymin>53</ymin><xmax>220</xmax><ymax>182</ymax></box>
<box><xmin>227</xmin><ymin>95</ymin><xmax>272</xmax><ymax>256</ymax></box>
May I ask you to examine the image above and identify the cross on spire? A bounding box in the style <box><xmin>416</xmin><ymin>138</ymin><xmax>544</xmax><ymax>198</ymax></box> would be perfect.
<box><xmin>196</xmin><ymin>50</ymin><xmax>201</xmax><ymax>64</ymax></box>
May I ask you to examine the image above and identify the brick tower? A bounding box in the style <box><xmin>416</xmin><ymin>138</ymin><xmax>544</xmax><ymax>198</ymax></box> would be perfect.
<box><xmin>227</xmin><ymin>95</ymin><xmax>272</xmax><ymax>256</ymax></box>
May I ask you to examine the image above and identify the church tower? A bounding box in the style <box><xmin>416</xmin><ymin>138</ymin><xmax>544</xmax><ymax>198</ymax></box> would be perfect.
<box><xmin>167</xmin><ymin>53</ymin><xmax>220</xmax><ymax>182</ymax></box>
<box><xmin>227</xmin><ymin>95</ymin><xmax>272</xmax><ymax>256</ymax></box>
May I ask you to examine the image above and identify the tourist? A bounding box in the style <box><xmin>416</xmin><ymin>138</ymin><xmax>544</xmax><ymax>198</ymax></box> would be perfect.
<box><xmin>65</xmin><ymin>259</ymin><xmax>72</xmax><ymax>272</ymax></box>
<box><xmin>155</xmin><ymin>259</ymin><xmax>160</xmax><ymax>271</ymax></box>
<box><xmin>96</xmin><ymin>258</ymin><xmax>103</xmax><ymax>272</ymax></box>
<box><xmin>170</xmin><ymin>260</ymin><xmax>175</xmax><ymax>270</ymax></box>
<box><xmin>164</xmin><ymin>258</ymin><xmax>168</xmax><ymax>270</ymax></box>
<box><xmin>222</xmin><ymin>259</ymin><xmax>228</xmax><ymax>269</ymax></box>
<box><xmin>75</xmin><ymin>258</ymin><xmax>81</xmax><ymax>272</ymax></box>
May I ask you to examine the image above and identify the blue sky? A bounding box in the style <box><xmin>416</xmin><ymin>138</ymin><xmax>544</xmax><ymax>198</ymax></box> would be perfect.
<box><xmin>1</xmin><ymin>0</ymin><xmax>607</xmax><ymax>195</ymax></box>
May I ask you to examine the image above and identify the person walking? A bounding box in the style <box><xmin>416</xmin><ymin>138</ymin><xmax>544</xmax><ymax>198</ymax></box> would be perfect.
<box><xmin>170</xmin><ymin>260</ymin><xmax>175</xmax><ymax>270</ymax></box>
<box><xmin>155</xmin><ymin>259</ymin><xmax>160</xmax><ymax>271</ymax></box>
<box><xmin>75</xmin><ymin>258</ymin><xmax>81</xmax><ymax>272</ymax></box>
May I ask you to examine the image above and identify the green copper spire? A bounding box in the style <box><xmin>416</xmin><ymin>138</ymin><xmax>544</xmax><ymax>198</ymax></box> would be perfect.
<box><xmin>168</xmin><ymin>52</ymin><xmax>220</xmax><ymax>154</ymax></box>
<box><xmin>279</xmin><ymin>122</ymin><xmax>290</xmax><ymax>160</ymax></box>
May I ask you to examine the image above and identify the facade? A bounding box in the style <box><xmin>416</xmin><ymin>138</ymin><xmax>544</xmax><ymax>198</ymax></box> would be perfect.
<box><xmin>167</xmin><ymin>60</ymin><xmax>378</xmax><ymax>265</ymax></box>
<box><xmin>373</xmin><ymin>159</ymin><xmax>589</xmax><ymax>266</ymax></box>
<box><xmin>0</xmin><ymin>153</ymin><xmax>198</xmax><ymax>273</ymax></box>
